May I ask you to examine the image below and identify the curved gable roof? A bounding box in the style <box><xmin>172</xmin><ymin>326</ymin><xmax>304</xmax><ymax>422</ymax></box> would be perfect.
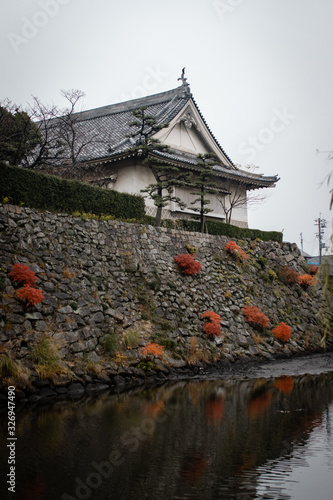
<box><xmin>69</xmin><ymin>86</ymin><xmax>234</xmax><ymax>164</ymax></box>
<box><xmin>51</xmin><ymin>85</ymin><xmax>279</xmax><ymax>189</ymax></box>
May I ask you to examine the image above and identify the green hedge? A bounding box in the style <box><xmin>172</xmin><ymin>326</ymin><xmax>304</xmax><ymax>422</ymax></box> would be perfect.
<box><xmin>142</xmin><ymin>216</ymin><xmax>282</xmax><ymax>242</ymax></box>
<box><xmin>1</xmin><ymin>163</ymin><xmax>282</xmax><ymax>242</ymax></box>
<box><xmin>0</xmin><ymin>163</ymin><xmax>146</xmax><ymax>219</ymax></box>
<box><xmin>178</xmin><ymin>219</ymin><xmax>282</xmax><ymax>242</ymax></box>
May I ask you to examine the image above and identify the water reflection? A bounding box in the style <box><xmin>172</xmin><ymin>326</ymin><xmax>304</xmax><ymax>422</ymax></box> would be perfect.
<box><xmin>1</xmin><ymin>372</ymin><xmax>333</xmax><ymax>500</ymax></box>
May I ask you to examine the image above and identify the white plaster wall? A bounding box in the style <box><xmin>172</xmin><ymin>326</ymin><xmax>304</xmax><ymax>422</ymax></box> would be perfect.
<box><xmin>159</xmin><ymin>122</ymin><xmax>210</xmax><ymax>155</ymax></box>
<box><xmin>113</xmin><ymin>164</ymin><xmax>156</xmax><ymax>207</ymax></box>
<box><xmin>174</xmin><ymin>185</ymin><xmax>248</xmax><ymax>226</ymax></box>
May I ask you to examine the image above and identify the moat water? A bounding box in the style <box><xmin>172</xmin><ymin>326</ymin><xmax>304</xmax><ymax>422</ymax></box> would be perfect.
<box><xmin>1</xmin><ymin>369</ymin><xmax>333</xmax><ymax>500</ymax></box>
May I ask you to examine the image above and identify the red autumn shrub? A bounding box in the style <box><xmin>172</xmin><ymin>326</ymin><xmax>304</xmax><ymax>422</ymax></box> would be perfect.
<box><xmin>201</xmin><ymin>311</ymin><xmax>221</xmax><ymax>323</ymax></box>
<box><xmin>279</xmin><ymin>266</ymin><xmax>299</xmax><ymax>285</ymax></box>
<box><xmin>16</xmin><ymin>285</ymin><xmax>45</xmax><ymax>307</ymax></box>
<box><xmin>203</xmin><ymin>322</ymin><xmax>222</xmax><ymax>337</ymax></box>
<box><xmin>9</xmin><ymin>263</ymin><xmax>38</xmax><ymax>286</ymax></box>
<box><xmin>224</xmin><ymin>241</ymin><xmax>249</xmax><ymax>262</ymax></box>
<box><xmin>271</xmin><ymin>322</ymin><xmax>292</xmax><ymax>342</ymax></box>
<box><xmin>298</xmin><ymin>274</ymin><xmax>316</xmax><ymax>288</ymax></box>
<box><xmin>201</xmin><ymin>311</ymin><xmax>222</xmax><ymax>337</ymax></box>
<box><xmin>307</xmin><ymin>264</ymin><xmax>318</xmax><ymax>276</ymax></box>
<box><xmin>140</xmin><ymin>342</ymin><xmax>164</xmax><ymax>358</ymax></box>
<box><xmin>174</xmin><ymin>254</ymin><xmax>202</xmax><ymax>275</ymax></box>
<box><xmin>242</xmin><ymin>306</ymin><xmax>269</xmax><ymax>330</ymax></box>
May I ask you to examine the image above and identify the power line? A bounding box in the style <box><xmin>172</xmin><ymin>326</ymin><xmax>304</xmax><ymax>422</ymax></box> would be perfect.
<box><xmin>314</xmin><ymin>214</ymin><xmax>328</xmax><ymax>263</ymax></box>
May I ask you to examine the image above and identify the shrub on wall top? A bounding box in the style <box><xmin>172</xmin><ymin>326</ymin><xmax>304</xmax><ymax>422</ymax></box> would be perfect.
<box><xmin>177</xmin><ymin>218</ymin><xmax>283</xmax><ymax>243</ymax></box>
<box><xmin>0</xmin><ymin>163</ymin><xmax>145</xmax><ymax>220</ymax></box>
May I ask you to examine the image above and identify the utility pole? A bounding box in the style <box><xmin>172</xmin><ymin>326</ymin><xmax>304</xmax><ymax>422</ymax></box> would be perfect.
<box><xmin>314</xmin><ymin>215</ymin><xmax>328</xmax><ymax>264</ymax></box>
<box><xmin>300</xmin><ymin>233</ymin><xmax>304</xmax><ymax>252</ymax></box>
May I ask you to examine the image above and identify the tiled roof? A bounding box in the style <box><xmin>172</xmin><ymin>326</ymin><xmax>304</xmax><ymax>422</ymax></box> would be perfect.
<box><xmin>53</xmin><ymin>85</ymin><xmax>278</xmax><ymax>188</ymax></box>
<box><xmin>67</xmin><ymin>86</ymin><xmax>236</xmax><ymax>165</ymax></box>
<box><xmin>147</xmin><ymin>150</ymin><xmax>278</xmax><ymax>188</ymax></box>
<box><xmin>69</xmin><ymin>87</ymin><xmax>193</xmax><ymax>162</ymax></box>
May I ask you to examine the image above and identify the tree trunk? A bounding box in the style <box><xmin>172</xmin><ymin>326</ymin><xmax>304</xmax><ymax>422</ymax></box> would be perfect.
<box><xmin>200</xmin><ymin>213</ymin><xmax>205</xmax><ymax>233</ymax></box>
<box><xmin>155</xmin><ymin>185</ymin><xmax>163</xmax><ymax>227</ymax></box>
<box><xmin>155</xmin><ymin>206</ymin><xmax>162</xmax><ymax>227</ymax></box>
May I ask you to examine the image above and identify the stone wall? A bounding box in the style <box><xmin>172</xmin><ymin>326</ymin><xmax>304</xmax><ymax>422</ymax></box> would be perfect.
<box><xmin>0</xmin><ymin>204</ymin><xmax>332</xmax><ymax>391</ymax></box>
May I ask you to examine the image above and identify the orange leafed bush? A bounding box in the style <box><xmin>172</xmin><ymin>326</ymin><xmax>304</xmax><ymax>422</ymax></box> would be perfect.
<box><xmin>307</xmin><ymin>264</ymin><xmax>318</xmax><ymax>276</ymax></box>
<box><xmin>298</xmin><ymin>274</ymin><xmax>316</xmax><ymax>288</ymax></box>
<box><xmin>272</xmin><ymin>322</ymin><xmax>291</xmax><ymax>342</ymax></box>
<box><xmin>203</xmin><ymin>322</ymin><xmax>222</xmax><ymax>337</ymax></box>
<box><xmin>224</xmin><ymin>241</ymin><xmax>249</xmax><ymax>262</ymax></box>
<box><xmin>140</xmin><ymin>342</ymin><xmax>164</xmax><ymax>358</ymax></box>
<box><xmin>242</xmin><ymin>306</ymin><xmax>269</xmax><ymax>330</ymax></box>
<box><xmin>201</xmin><ymin>311</ymin><xmax>221</xmax><ymax>323</ymax></box>
<box><xmin>279</xmin><ymin>266</ymin><xmax>299</xmax><ymax>285</ymax></box>
<box><xmin>174</xmin><ymin>254</ymin><xmax>202</xmax><ymax>275</ymax></box>
<box><xmin>9</xmin><ymin>263</ymin><xmax>38</xmax><ymax>286</ymax></box>
<box><xmin>16</xmin><ymin>285</ymin><xmax>45</xmax><ymax>307</ymax></box>
<box><xmin>201</xmin><ymin>311</ymin><xmax>222</xmax><ymax>337</ymax></box>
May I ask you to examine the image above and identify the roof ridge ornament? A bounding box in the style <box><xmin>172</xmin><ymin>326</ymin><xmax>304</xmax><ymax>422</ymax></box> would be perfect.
<box><xmin>177</xmin><ymin>67</ymin><xmax>191</xmax><ymax>94</ymax></box>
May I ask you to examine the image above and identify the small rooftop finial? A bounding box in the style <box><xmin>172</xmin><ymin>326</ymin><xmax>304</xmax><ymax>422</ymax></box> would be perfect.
<box><xmin>177</xmin><ymin>67</ymin><xmax>190</xmax><ymax>93</ymax></box>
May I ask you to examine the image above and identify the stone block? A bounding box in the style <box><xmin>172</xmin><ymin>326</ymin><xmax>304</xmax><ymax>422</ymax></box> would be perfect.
<box><xmin>6</xmin><ymin>313</ymin><xmax>24</xmax><ymax>324</ymax></box>
<box><xmin>92</xmin><ymin>312</ymin><xmax>104</xmax><ymax>323</ymax></box>
<box><xmin>25</xmin><ymin>312</ymin><xmax>43</xmax><ymax>321</ymax></box>
<box><xmin>67</xmin><ymin>383</ymin><xmax>85</xmax><ymax>398</ymax></box>
<box><xmin>58</xmin><ymin>305</ymin><xmax>73</xmax><ymax>314</ymax></box>
<box><xmin>71</xmin><ymin>342</ymin><xmax>87</xmax><ymax>353</ymax></box>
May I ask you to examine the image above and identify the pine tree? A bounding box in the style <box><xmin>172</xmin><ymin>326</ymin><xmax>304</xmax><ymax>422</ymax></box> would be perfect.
<box><xmin>0</xmin><ymin>102</ymin><xmax>40</xmax><ymax>166</ymax></box>
<box><xmin>190</xmin><ymin>153</ymin><xmax>220</xmax><ymax>232</ymax></box>
<box><xmin>128</xmin><ymin>107</ymin><xmax>189</xmax><ymax>226</ymax></box>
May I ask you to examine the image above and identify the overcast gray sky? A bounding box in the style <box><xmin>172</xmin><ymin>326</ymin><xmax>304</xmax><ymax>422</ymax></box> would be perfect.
<box><xmin>1</xmin><ymin>0</ymin><xmax>333</xmax><ymax>255</ymax></box>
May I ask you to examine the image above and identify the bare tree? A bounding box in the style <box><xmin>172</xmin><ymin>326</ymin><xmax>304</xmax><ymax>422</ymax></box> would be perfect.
<box><xmin>14</xmin><ymin>89</ymin><xmax>106</xmax><ymax>179</ymax></box>
<box><xmin>22</xmin><ymin>96</ymin><xmax>64</xmax><ymax>170</ymax></box>
<box><xmin>217</xmin><ymin>165</ymin><xmax>268</xmax><ymax>224</ymax></box>
<box><xmin>44</xmin><ymin>89</ymin><xmax>102</xmax><ymax>178</ymax></box>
